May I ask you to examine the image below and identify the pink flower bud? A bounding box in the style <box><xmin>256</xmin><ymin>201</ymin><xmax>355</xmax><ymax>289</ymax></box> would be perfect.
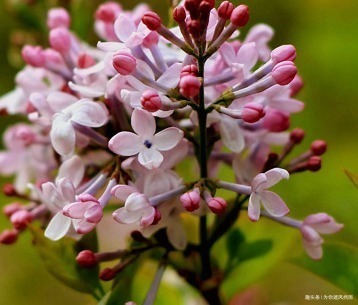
<box><xmin>181</xmin><ymin>65</ymin><xmax>198</xmax><ymax>77</ymax></box>
<box><xmin>271</xmin><ymin>61</ymin><xmax>297</xmax><ymax>85</ymax></box>
<box><xmin>230</xmin><ymin>5</ymin><xmax>249</xmax><ymax>27</ymax></box>
<box><xmin>187</xmin><ymin>19</ymin><xmax>201</xmax><ymax>39</ymax></box>
<box><xmin>49</xmin><ymin>28</ymin><xmax>71</xmax><ymax>53</ymax></box>
<box><xmin>76</xmin><ymin>250</ymin><xmax>97</xmax><ymax>267</ymax></box>
<box><xmin>203</xmin><ymin>0</ymin><xmax>215</xmax><ymax>9</ymax></box>
<box><xmin>10</xmin><ymin>210</ymin><xmax>33</xmax><ymax>230</ymax></box>
<box><xmin>142</xmin><ymin>12</ymin><xmax>162</xmax><ymax>31</ymax></box>
<box><xmin>95</xmin><ymin>2</ymin><xmax>122</xmax><ymax>23</ymax></box>
<box><xmin>15</xmin><ymin>125</ymin><xmax>36</xmax><ymax>145</ymax></box>
<box><xmin>22</xmin><ymin>46</ymin><xmax>46</xmax><ymax>67</ymax></box>
<box><xmin>271</xmin><ymin>45</ymin><xmax>296</xmax><ymax>63</ymax></box>
<box><xmin>179</xmin><ymin>75</ymin><xmax>201</xmax><ymax>98</ymax></box>
<box><xmin>100</xmin><ymin>268</ymin><xmax>116</xmax><ymax>281</ymax></box>
<box><xmin>3</xmin><ymin>202</ymin><xmax>23</xmax><ymax>218</ymax></box>
<box><xmin>262</xmin><ymin>109</ymin><xmax>290</xmax><ymax>132</ymax></box>
<box><xmin>290</xmin><ymin>128</ymin><xmax>305</xmax><ymax>144</ymax></box>
<box><xmin>3</xmin><ymin>183</ymin><xmax>17</xmax><ymax>197</ymax></box>
<box><xmin>185</xmin><ymin>0</ymin><xmax>199</xmax><ymax>19</ymax></box>
<box><xmin>307</xmin><ymin>156</ymin><xmax>321</xmax><ymax>172</ymax></box>
<box><xmin>173</xmin><ymin>6</ymin><xmax>186</xmax><ymax>22</ymax></box>
<box><xmin>242</xmin><ymin>102</ymin><xmax>265</xmax><ymax>123</ymax></box>
<box><xmin>77</xmin><ymin>53</ymin><xmax>96</xmax><ymax>68</ymax></box>
<box><xmin>0</xmin><ymin>229</ymin><xmax>18</xmax><ymax>245</ymax></box>
<box><xmin>290</xmin><ymin>75</ymin><xmax>304</xmax><ymax>96</ymax></box>
<box><xmin>47</xmin><ymin>8</ymin><xmax>70</xmax><ymax>29</ymax></box>
<box><xmin>142</xmin><ymin>31</ymin><xmax>159</xmax><ymax>48</ymax></box>
<box><xmin>180</xmin><ymin>190</ymin><xmax>201</xmax><ymax>212</ymax></box>
<box><xmin>310</xmin><ymin>140</ymin><xmax>327</xmax><ymax>156</ymax></box>
<box><xmin>207</xmin><ymin>197</ymin><xmax>227</xmax><ymax>214</ymax></box>
<box><xmin>141</xmin><ymin>90</ymin><xmax>162</xmax><ymax>112</ymax></box>
<box><xmin>112</xmin><ymin>51</ymin><xmax>137</xmax><ymax>75</ymax></box>
<box><xmin>218</xmin><ymin>1</ymin><xmax>234</xmax><ymax>19</ymax></box>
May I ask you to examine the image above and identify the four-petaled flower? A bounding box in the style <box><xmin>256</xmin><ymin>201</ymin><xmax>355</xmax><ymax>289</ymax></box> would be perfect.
<box><xmin>300</xmin><ymin>213</ymin><xmax>343</xmax><ymax>260</ymax></box>
<box><xmin>109</xmin><ymin>108</ymin><xmax>183</xmax><ymax>169</ymax></box>
<box><xmin>111</xmin><ymin>185</ymin><xmax>156</xmax><ymax>227</ymax></box>
<box><xmin>249</xmin><ymin>168</ymin><xmax>290</xmax><ymax>221</ymax></box>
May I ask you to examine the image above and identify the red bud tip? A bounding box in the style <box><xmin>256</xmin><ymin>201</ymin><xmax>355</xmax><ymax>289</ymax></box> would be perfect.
<box><xmin>307</xmin><ymin>156</ymin><xmax>322</xmax><ymax>172</ymax></box>
<box><xmin>181</xmin><ymin>65</ymin><xmax>199</xmax><ymax>77</ymax></box>
<box><xmin>0</xmin><ymin>229</ymin><xmax>18</xmax><ymax>245</ymax></box>
<box><xmin>218</xmin><ymin>1</ymin><xmax>234</xmax><ymax>20</ymax></box>
<box><xmin>95</xmin><ymin>2</ymin><xmax>122</xmax><ymax>23</ymax></box>
<box><xmin>3</xmin><ymin>183</ymin><xmax>17</xmax><ymax>196</ymax></box>
<box><xmin>141</xmin><ymin>90</ymin><xmax>162</xmax><ymax>112</ymax></box>
<box><xmin>142</xmin><ymin>12</ymin><xmax>162</xmax><ymax>31</ymax></box>
<box><xmin>10</xmin><ymin>210</ymin><xmax>33</xmax><ymax>230</ymax></box>
<box><xmin>77</xmin><ymin>53</ymin><xmax>96</xmax><ymax>69</ymax></box>
<box><xmin>100</xmin><ymin>268</ymin><xmax>117</xmax><ymax>281</ymax></box>
<box><xmin>3</xmin><ymin>202</ymin><xmax>23</xmax><ymax>218</ymax></box>
<box><xmin>290</xmin><ymin>128</ymin><xmax>305</xmax><ymax>144</ymax></box>
<box><xmin>151</xmin><ymin>208</ymin><xmax>162</xmax><ymax>226</ymax></box>
<box><xmin>310</xmin><ymin>140</ymin><xmax>327</xmax><ymax>156</ymax></box>
<box><xmin>76</xmin><ymin>250</ymin><xmax>97</xmax><ymax>267</ymax></box>
<box><xmin>173</xmin><ymin>6</ymin><xmax>186</xmax><ymax>23</ymax></box>
<box><xmin>179</xmin><ymin>75</ymin><xmax>201</xmax><ymax>98</ymax></box>
<box><xmin>230</xmin><ymin>5</ymin><xmax>249</xmax><ymax>27</ymax></box>
<box><xmin>207</xmin><ymin>197</ymin><xmax>227</xmax><ymax>214</ymax></box>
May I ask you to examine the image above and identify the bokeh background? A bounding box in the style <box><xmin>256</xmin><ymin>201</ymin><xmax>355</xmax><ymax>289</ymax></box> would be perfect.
<box><xmin>0</xmin><ymin>0</ymin><xmax>357</xmax><ymax>304</ymax></box>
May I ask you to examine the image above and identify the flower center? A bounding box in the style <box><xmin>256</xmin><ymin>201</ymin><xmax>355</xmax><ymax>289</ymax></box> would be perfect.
<box><xmin>143</xmin><ymin>140</ymin><xmax>152</xmax><ymax>149</ymax></box>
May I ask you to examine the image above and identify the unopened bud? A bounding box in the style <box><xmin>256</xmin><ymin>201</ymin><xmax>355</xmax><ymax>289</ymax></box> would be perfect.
<box><xmin>141</xmin><ymin>90</ymin><xmax>162</xmax><ymax>112</ymax></box>
<box><xmin>173</xmin><ymin>6</ymin><xmax>186</xmax><ymax>22</ymax></box>
<box><xmin>230</xmin><ymin>5</ymin><xmax>249</xmax><ymax>27</ymax></box>
<box><xmin>181</xmin><ymin>65</ymin><xmax>198</xmax><ymax>77</ymax></box>
<box><xmin>218</xmin><ymin>1</ymin><xmax>234</xmax><ymax>19</ymax></box>
<box><xmin>151</xmin><ymin>208</ymin><xmax>162</xmax><ymax>226</ymax></box>
<box><xmin>10</xmin><ymin>210</ymin><xmax>33</xmax><ymax>230</ymax></box>
<box><xmin>112</xmin><ymin>52</ymin><xmax>137</xmax><ymax>75</ymax></box>
<box><xmin>0</xmin><ymin>229</ymin><xmax>18</xmax><ymax>245</ymax></box>
<box><xmin>271</xmin><ymin>61</ymin><xmax>297</xmax><ymax>85</ymax></box>
<box><xmin>3</xmin><ymin>183</ymin><xmax>17</xmax><ymax>197</ymax></box>
<box><xmin>3</xmin><ymin>202</ymin><xmax>23</xmax><ymax>218</ymax></box>
<box><xmin>142</xmin><ymin>31</ymin><xmax>159</xmax><ymax>48</ymax></box>
<box><xmin>180</xmin><ymin>189</ymin><xmax>201</xmax><ymax>212</ymax></box>
<box><xmin>76</xmin><ymin>250</ymin><xmax>97</xmax><ymax>267</ymax></box>
<box><xmin>142</xmin><ymin>12</ymin><xmax>162</xmax><ymax>31</ymax></box>
<box><xmin>290</xmin><ymin>128</ymin><xmax>305</xmax><ymax>144</ymax></box>
<box><xmin>95</xmin><ymin>2</ymin><xmax>122</xmax><ymax>23</ymax></box>
<box><xmin>207</xmin><ymin>197</ymin><xmax>227</xmax><ymax>214</ymax></box>
<box><xmin>290</xmin><ymin>75</ymin><xmax>304</xmax><ymax>96</ymax></box>
<box><xmin>187</xmin><ymin>19</ymin><xmax>201</xmax><ymax>39</ymax></box>
<box><xmin>310</xmin><ymin>140</ymin><xmax>327</xmax><ymax>156</ymax></box>
<box><xmin>47</xmin><ymin>8</ymin><xmax>70</xmax><ymax>29</ymax></box>
<box><xmin>77</xmin><ymin>53</ymin><xmax>96</xmax><ymax>68</ymax></box>
<box><xmin>100</xmin><ymin>268</ymin><xmax>117</xmax><ymax>281</ymax></box>
<box><xmin>179</xmin><ymin>75</ymin><xmax>201</xmax><ymax>98</ymax></box>
<box><xmin>307</xmin><ymin>156</ymin><xmax>322</xmax><ymax>172</ymax></box>
<box><xmin>271</xmin><ymin>45</ymin><xmax>296</xmax><ymax>63</ymax></box>
<box><xmin>49</xmin><ymin>28</ymin><xmax>71</xmax><ymax>53</ymax></box>
<box><xmin>22</xmin><ymin>46</ymin><xmax>46</xmax><ymax>67</ymax></box>
<box><xmin>262</xmin><ymin>109</ymin><xmax>290</xmax><ymax>132</ymax></box>
<box><xmin>242</xmin><ymin>102</ymin><xmax>265</xmax><ymax>123</ymax></box>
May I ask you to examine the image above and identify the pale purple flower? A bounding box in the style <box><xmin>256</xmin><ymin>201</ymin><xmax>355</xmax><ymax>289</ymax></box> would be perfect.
<box><xmin>300</xmin><ymin>213</ymin><xmax>343</xmax><ymax>260</ymax></box>
<box><xmin>249</xmin><ymin>168</ymin><xmax>290</xmax><ymax>221</ymax></box>
<box><xmin>112</xmin><ymin>185</ymin><xmax>156</xmax><ymax>227</ymax></box>
<box><xmin>109</xmin><ymin>108</ymin><xmax>183</xmax><ymax>169</ymax></box>
<box><xmin>50</xmin><ymin>99</ymin><xmax>109</xmax><ymax>156</ymax></box>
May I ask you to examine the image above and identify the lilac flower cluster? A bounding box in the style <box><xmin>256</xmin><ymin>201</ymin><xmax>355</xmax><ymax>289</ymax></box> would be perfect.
<box><xmin>0</xmin><ymin>1</ymin><xmax>343</xmax><ymax>303</ymax></box>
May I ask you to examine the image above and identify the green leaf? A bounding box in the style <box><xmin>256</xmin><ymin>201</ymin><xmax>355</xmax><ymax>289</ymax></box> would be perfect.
<box><xmin>292</xmin><ymin>242</ymin><xmax>358</xmax><ymax>295</ymax></box>
<box><xmin>226</xmin><ymin>228</ymin><xmax>245</xmax><ymax>261</ymax></box>
<box><xmin>28</xmin><ymin>225</ymin><xmax>103</xmax><ymax>300</ymax></box>
<box><xmin>343</xmin><ymin>169</ymin><xmax>358</xmax><ymax>188</ymax></box>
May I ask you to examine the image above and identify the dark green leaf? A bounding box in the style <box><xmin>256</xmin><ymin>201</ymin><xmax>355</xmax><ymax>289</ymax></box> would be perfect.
<box><xmin>226</xmin><ymin>228</ymin><xmax>245</xmax><ymax>261</ymax></box>
<box><xmin>292</xmin><ymin>243</ymin><xmax>358</xmax><ymax>295</ymax></box>
<box><xmin>28</xmin><ymin>225</ymin><xmax>103</xmax><ymax>300</ymax></box>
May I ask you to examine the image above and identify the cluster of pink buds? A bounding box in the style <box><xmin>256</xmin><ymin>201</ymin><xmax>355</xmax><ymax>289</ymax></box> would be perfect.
<box><xmin>0</xmin><ymin>1</ymin><xmax>343</xmax><ymax>304</ymax></box>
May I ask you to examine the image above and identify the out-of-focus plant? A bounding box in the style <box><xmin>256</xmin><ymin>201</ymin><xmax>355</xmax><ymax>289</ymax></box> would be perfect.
<box><xmin>0</xmin><ymin>1</ymin><xmax>352</xmax><ymax>304</ymax></box>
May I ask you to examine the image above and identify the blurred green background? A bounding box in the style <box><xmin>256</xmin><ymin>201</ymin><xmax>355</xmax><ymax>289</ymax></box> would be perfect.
<box><xmin>0</xmin><ymin>0</ymin><xmax>357</xmax><ymax>304</ymax></box>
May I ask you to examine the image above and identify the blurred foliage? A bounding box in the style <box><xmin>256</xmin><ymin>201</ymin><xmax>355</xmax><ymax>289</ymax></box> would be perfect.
<box><xmin>0</xmin><ymin>0</ymin><xmax>357</xmax><ymax>304</ymax></box>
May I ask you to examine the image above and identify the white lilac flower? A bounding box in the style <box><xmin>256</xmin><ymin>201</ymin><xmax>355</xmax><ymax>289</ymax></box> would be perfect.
<box><xmin>109</xmin><ymin>108</ymin><xmax>183</xmax><ymax>169</ymax></box>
